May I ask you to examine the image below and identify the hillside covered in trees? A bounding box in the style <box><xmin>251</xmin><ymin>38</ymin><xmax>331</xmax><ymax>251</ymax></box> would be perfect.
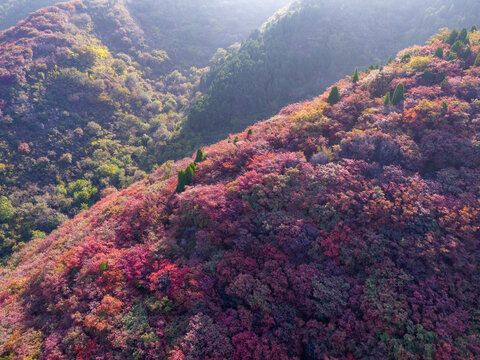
<box><xmin>2</xmin><ymin>0</ymin><xmax>480</xmax><ymax>261</ymax></box>
<box><xmin>1</xmin><ymin>27</ymin><xmax>480</xmax><ymax>359</ymax></box>
<box><xmin>0</xmin><ymin>0</ymin><xmax>289</xmax><ymax>259</ymax></box>
<box><xmin>188</xmin><ymin>0</ymin><xmax>480</xmax><ymax>140</ymax></box>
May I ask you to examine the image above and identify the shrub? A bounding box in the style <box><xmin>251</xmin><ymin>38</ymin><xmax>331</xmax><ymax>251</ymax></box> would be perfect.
<box><xmin>407</xmin><ymin>56</ymin><xmax>431</xmax><ymax>71</ymax></box>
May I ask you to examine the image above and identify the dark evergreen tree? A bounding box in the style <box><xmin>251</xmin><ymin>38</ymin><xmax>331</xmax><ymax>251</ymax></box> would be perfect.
<box><xmin>185</xmin><ymin>163</ymin><xmax>195</xmax><ymax>184</ymax></box>
<box><xmin>384</xmin><ymin>92</ymin><xmax>391</xmax><ymax>106</ymax></box>
<box><xmin>447</xmin><ymin>28</ymin><xmax>459</xmax><ymax>45</ymax></box>
<box><xmin>451</xmin><ymin>40</ymin><xmax>464</xmax><ymax>53</ymax></box>
<box><xmin>351</xmin><ymin>67</ymin><xmax>359</xmax><ymax>83</ymax></box>
<box><xmin>471</xmin><ymin>25</ymin><xmax>477</xmax><ymax>32</ymax></box>
<box><xmin>392</xmin><ymin>83</ymin><xmax>404</xmax><ymax>105</ymax></box>
<box><xmin>435</xmin><ymin>47</ymin><xmax>444</xmax><ymax>58</ymax></box>
<box><xmin>474</xmin><ymin>53</ymin><xmax>480</xmax><ymax>66</ymax></box>
<box><xmin>442</xmin><ymin>101</ymin><xmax>448</xmax><ymax>112</ymax></box>
<box><xmin>423</xmin><ymin>68</ymin><xmax>431</xmax><ymax>83</ymax></box>
<box><xmin>462</xmin><ymin>47</ymin><xmax>472</xmax><ymax>60</ymax></box>
<box><xmin>176</xmin><ymin>170</ymin><xmax>187</xmax><ymax>193</ymax></box>
<box><xmin>195</xmin><ymin>149</ymin><xmax>206</xmax><ymax>163</ymax></box>
<box><xmin>327</xmin><ymin>86</ymin><xmax>340</xmax><ymax>105</ymax></box>
<box><xmin>459</xmin><ymin>28</ymin><xmax>468</xmax><ymax>43</ymax></box>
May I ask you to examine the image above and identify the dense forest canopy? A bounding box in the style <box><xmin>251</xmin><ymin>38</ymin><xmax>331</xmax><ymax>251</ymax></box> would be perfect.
<box><xmin>0</xmin><ymin>0</ymin><xmax>290</xmax><ymax>260</ymax></box>
<box><xmin>1</xmin><ymin>27</ymin><xmax>480</xmax><ymax>359</ymax></box>
<box><xmin>126</xmin><ymin>0</ymin><xmax>291</xmax><ymax>67</ymax></box>
<box><xmin>0</xmin><ymin>0</ymin><xmax>479</xmax><ymax>264</ymax></box>
<box><xmin>188</xmin><ymin>0</ymin><xmax>480</xmax><ymax>141</ymax></box>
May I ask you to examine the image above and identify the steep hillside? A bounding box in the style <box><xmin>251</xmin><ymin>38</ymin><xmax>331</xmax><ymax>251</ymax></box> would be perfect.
<box><xmin>1</xmin><ymin>29</ymin><xmax>480</xmax><ymax>359</ymax></box>
<box><xmin>0</xmin><ymin>0</ymin><xmax>199</xmax><ymax>258</ymax></box>
<box><xmin>0</xmin><ymin>0</ymin><xmax>289</xmax><ymax>258</ymax></box>
<box><xmin>0</xmin><ymin>0</ymin><xmax>290</xmax><ymax>61</ymax></box>
<box><xmin>188</xmin><ymin>0</ymin><xmax>480</xmax><ymax>140</ymax></box>
<box><xmin>126</xmin><ymin>0</ymin><xmax>291</xmax><ymax>67</ymax></box>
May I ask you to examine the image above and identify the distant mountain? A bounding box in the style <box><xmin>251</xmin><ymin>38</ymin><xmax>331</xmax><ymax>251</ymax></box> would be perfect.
<box><xmin>188</xmin><ymin>0</ymin><xmax>480</xmax><ymax>140</ymax></box>
<box><xmin>1</xmin><ymin>27</ymin><xmax>480</xmax><ymax>359</ymax></box>
<box><xmin>126</xmin><ymin>0</ymin><xmax>291</xmax><ymax>67</ymax></box>
<box><xmin>0</xmin><ymin>0</ymin><xmax>290</xmax><ymax>63</ymax></box>
<box><xmin>0</xmin><ymin>0</ymin><xmax>289</xmax><ymax>259</ymax></box>
<box><xmin>0</xmin><ymin>0</ymin><xmax>58</xmax><ymax>29</ymax></box>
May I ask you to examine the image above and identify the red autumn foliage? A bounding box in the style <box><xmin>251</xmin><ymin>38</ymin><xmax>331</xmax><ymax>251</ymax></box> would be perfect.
<box><xmin>1</xmin><ymin>30</ymin><xmax>480</xmax><ymax>360</ymax></box>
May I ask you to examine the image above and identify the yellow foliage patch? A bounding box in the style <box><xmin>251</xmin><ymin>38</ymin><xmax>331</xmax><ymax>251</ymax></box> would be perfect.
<box><xmin>407</xmin><ymin>56</ymin><xmax>431</xmax><ymax>71</ymax></box>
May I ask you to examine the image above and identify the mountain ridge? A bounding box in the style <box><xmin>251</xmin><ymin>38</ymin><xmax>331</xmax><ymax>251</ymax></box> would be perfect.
<box><xmin>1</xmin><ymin>28</ymin><xmax>480</xmax><ymax>359</ymax></box>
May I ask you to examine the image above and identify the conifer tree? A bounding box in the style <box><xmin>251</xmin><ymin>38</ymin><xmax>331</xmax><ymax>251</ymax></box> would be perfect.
<box><xmin>423</xmin><ymin>69</ymin><xmax>431</xmax><ymax>83</ymax></box>
<box><xmin>392</xmin><ymin>83</ymin><xmax>404</xmax><ymax>105</ymax></box>
<box><xmin>462</xmin><ymin>47</ymin><xmax>472</xmax><ymax>60</ymax></box>
<box><xmin>195</xmin><ymin>149</ymin><xmax>205</xmax><ymax>163</ymax></box>
<box><xmin>459</xmin><ymin>28</ymin><xmax>468</xmax><ymax>43</ymax></box>
<box><xmin>387</xmin><ymin>56</ymin><xmax>393</xmax><ymax>64</ymax></box>
<box><xmin>442</xmin><ymin>101</ymin><xmax>448</xmax><ymax>112</ymax></box>
<box><xmin>384</xmin><ymin>92</ymin><xmax>391</xmax><ymax>106</ymax></box>
<box><xmin>471</xmin><ymin>25</ymin><xmax>477</xmax><ymax>32</ymax></box>
<box><xmin>100</xmin><ymin>261</ymin><xmax>107</xmax><ymax>274</ymax></box>
<box><xmin>475</xmin><ymin>53</ymin><xmax>480</xmax><ymax>66</ymax></box>
<box><xmin>447</xmin><ymin>28</ymin><xmax>459</xmax><ymax>45</ymax></box>
<box><xmin>185</xmin><ymin>163</ymin><xmax>195</xmax><ymax>184</ymax></box>
<box><xmin>351</xmin><ymin>67</ymin><xmax>359</xmax><ymax>83</ymax></box>
<box><xmin>435</xmin><ymin>47</ymin><xmax>444</xmax><ymax>58</ymax></box>
<box><xmin>327</xmin><ymin>86</ymin><xmax>340</xmax><ymax>105</ymax></box>
<box><xmin>176</xmin><ymin>170</ymin><xmax>187</xmax><ymax>193</ymax></box>
<box><xmin>451</xmin><ymin>40</ymin><xmax>464</xmax><ymax>54</ymax></box>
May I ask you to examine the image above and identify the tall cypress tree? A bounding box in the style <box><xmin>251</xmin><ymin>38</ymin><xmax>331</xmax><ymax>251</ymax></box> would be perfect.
<box><xmin>447</xmin><ymin>28</ymin><xmax>459</xmax><ymax>45</ymax></box>
<box><xmin>351</xmin><ymin>67</ymin><xmax>359</xmax><ymax>83</ymax></box>
<box><xmin>459</xmin><ymin>28</ymin><xmax>468</xmax><ymax>43</ymax></box>
<box><xmin>392</xmin><ymin>83</ymin><xmax>404</xmax><ymax>105</ymax></box>
<box><xmin>462</xmin><ymin>47</ymin><xmax>472</xmax><ymax>60</ymax></box>
<box><xmin>327</xmin><ymin>86</ymin><xmax>340</xmax><ymax>105</ymax></box>
<box><xmin>185</xmin><ymin>163</ymin><xmax>195</xmax><ymax>185</ymax></box>
<box><xmin>384</xmin><ymin>92</ymin><xmax>391</xmax><ymax>106</ymax></box>
<box><xmin>176</xmin><ymin>170</ymin><xmax>187</xmax><ymax>193</ymax></box>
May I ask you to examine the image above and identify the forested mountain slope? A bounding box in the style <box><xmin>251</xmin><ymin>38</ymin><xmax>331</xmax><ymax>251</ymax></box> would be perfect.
<box><xmin>0</xmin><ymin>0</ymin><xmax>289</xmax><ymax>259</ymax></box>
<box><xmin>126</xmin><ymin>0</ymin><xmax>291</xmax><ymax>67</ymax></box>
<box><xmin>1</xmin><ymin>28</ymin><xmax>480</xmax><ymax>359</ymax></box>
<box><xmin>188</xmin><ymin>0</ymin><xmax>480</xmax><ymax>140</ymax></box>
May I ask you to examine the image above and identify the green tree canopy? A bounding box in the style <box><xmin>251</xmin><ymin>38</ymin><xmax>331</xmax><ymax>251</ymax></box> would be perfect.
<box><xmin>392</xmin><ymin>83</ymin><xmax>405</xmax><ymax>105</ymax></box>
<box><xmin>327</xmin><ymin>86</ymin><xmax>340</xmax><ymax>105</ymax></box>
